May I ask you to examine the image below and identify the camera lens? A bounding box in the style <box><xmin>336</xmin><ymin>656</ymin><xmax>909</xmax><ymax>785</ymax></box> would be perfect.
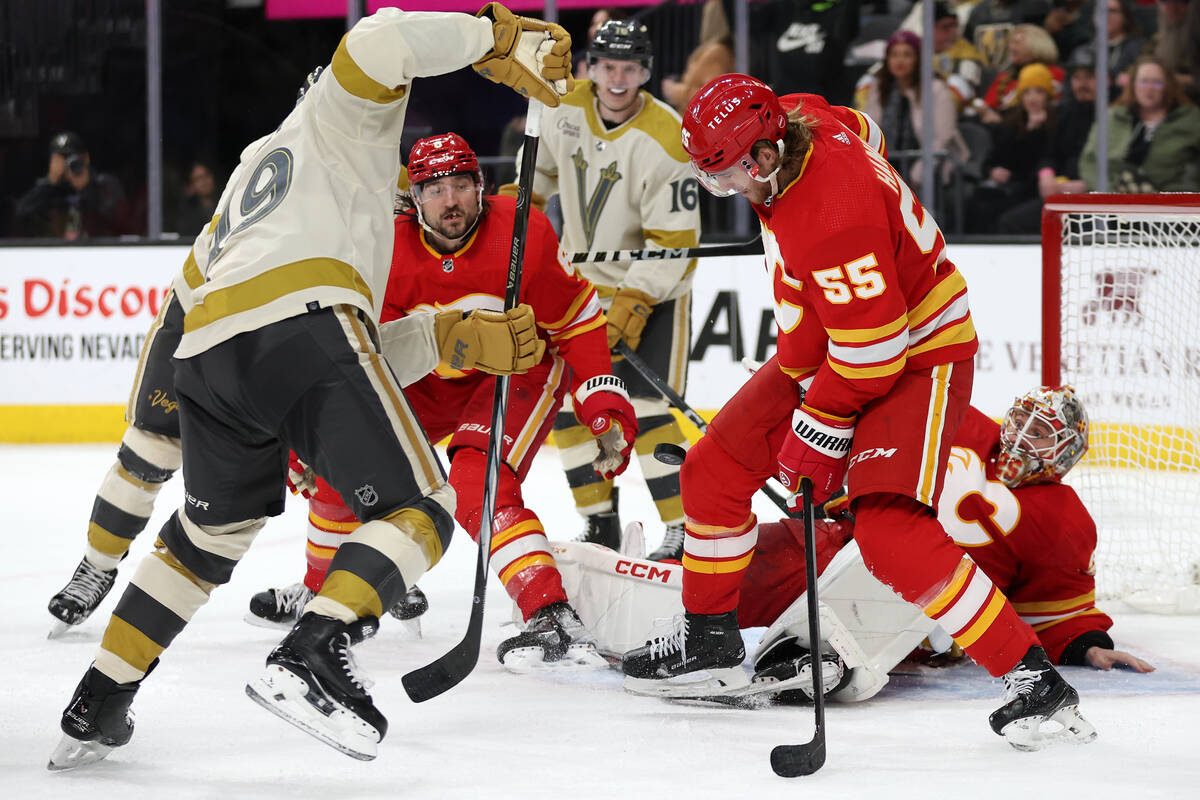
<box><xmin>66</xmin><ymin>154</ymin><xmax>85</xmax><ymax>175</ymax></box>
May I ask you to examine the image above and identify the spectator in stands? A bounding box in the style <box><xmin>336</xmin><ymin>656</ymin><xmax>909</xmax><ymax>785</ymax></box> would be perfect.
<box><xmin>171</xmin><ymin>160</ymin><xmax>222</xmax><ymax>238</ymax></box>
<box><xmin>1080</xmin><ymin>55</ymin><xmax>1200</xmax><ymax>192</ymax></box>
<box><xmin>1043</xmin><ymin>0</ymin><xmax>1091</xmax><ymax>64</ymax></box>
<box><xmin>931</xmin><ymin>1</ymin><xmax>986</xmax><ymax>112</ymax></box>
<box><xmin>964</xmin><ymin>0</ymin><xmax>1054</xmax><ymax>71</ymax></box>
<box><xmin>974</xmin><ymin>23</ymin><xmax>1063</xmax><ymax>120</ymax></box>
<box><xmin>993</xmin><ymin>47</ymin><xmax>1100</xmax><ymax>233</ymax></box>
<box><xmin>13</xmin><ymin>131</ymin><xmax>126</xmax><ymax>240</ymax></box>
<box><xmin>1094</xmin><ymin>0</ymin><xmax>1148</xmax><ymax>92</ymax></box>
<box><xmin>662</xmin><ymin>0</ymin><xmax>734</xmax><ymax>114</ymax></box>
<box><xmin>861</xmin><ymin>30</ymin><xmax>968</xmax><ymax>185</ymax></box>
<box><xmin>968</xmin><ymin>63</ymin><xmax>1060</xmax><ymax>232</ymax></box>
<box><xmin>1151</xmin><ymin>0</ymin><xmax>1196</xmax><ymax>100</ymax></box>
<box><xmin>751</xmin><ymin>0</ymin><xmax>862</xmax><ymax>105</ymax></box>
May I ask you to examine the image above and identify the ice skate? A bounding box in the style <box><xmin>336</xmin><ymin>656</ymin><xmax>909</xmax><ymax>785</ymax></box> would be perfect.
<box><xmin>48</xmin><ymin>557</ymin><xmax>117</xmax><ymax>638</ymax></box>
<box><xmin>574</xmin><ymin>488</ymin><xmax>620</xmax><ymax>550</ymax></box>
<box><xmin>246</xmin><ymin>612</ymin><xmax>386</xmax><ymax>760</ymax></box>
<box><xmin>244</xmin><ymin>582</ymin><xmax>314</xmax><ymax>629</ymax></box>
<box><xmin>497</xmin><ymin>601</ymin><xmax>609</xmax><ymax>672</ymax></box>
<box><xmin>621</xmin><ymin>610</ymin><xmax>750</xmax><ymax>697</ymax></box>
<box><xmin>388</xmin><ymin>584</ymin><xmax>428</xmax><ymax>638</ymax></box>
<box><xmin>48</xmin><ymin>666</ymin><xmax>138</xmax><ymax>771</ymax></box>
<box><xmin>647</xmin><ymin>521</ymin><xmax>685</xmax><ymax>562</ymax></box>
<box><xmin>989</xmin><ymin>645</ymin><xmax>1097</xmax><ymax>751</ymax></box>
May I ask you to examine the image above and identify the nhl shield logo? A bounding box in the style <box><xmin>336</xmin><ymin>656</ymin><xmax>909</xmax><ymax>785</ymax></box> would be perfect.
<box><xmin>442</xmin><ymin>257</ymin><xmax>454</xmax><ymax>273</ymax></box>
<box><xmin>354</xmin><ymin>484</ymin><xmax>379</xmax><ymax>507</ymax></box>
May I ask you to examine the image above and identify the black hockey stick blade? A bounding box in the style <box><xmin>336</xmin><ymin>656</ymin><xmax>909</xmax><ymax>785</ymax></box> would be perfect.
<box><xmin>770</xmin><ymin>735</ymin><xmax>826</xmax><ymax>777</ymax></box>
<box><xmin>401</xmin><ymin>587</ymin><xmax>484</xmax><ymax>702</ymax></box>
<box><xmin>653</xmin><ymin>442</ymin><xmax>687</xmax><ymax>466</ymax></box>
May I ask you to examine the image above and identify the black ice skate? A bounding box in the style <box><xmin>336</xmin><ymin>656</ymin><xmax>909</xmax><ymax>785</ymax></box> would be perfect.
<box><xmin>621</xmin><ymin>610</ymin><xmax>749</xmax><ymax>697</ymax></box>
<box><xmin>245</xmin><ymin>612</ymin><xmax>386</xmax><ymax>760</ymax></box>
<box><xmin>48</xmin><ymin>666</ymin><xmax>139</xmax><ymax>771</ymax></box>
<box><xmin>989</xmin><ymin>645</ymin><xmax>1097</xmax><ymax>751</ymax></box>
<box><xmin>388</xmin><ymin>584</ymin><xmax>428</xmax><ymax>638</ymax></box>
<box><xmin>244</xmin><ymin>582</ymin><xmax>314</xmax><ymax>629</ymax></box>
<box><xmin>647</xmin><ymin>522</ymin><xmax>685</xmax><ymax>562</ymax></box>
<box><xmin>497</xmin><ymin>601</ymin><xmax>608</xmax><ymax>672</ymax></box>
<box><xmin>575</xmin><ymin>488</ymin><xmax>620</xmax><ymax>550</ymax></box>
<box><xmin>48</xmin><ymin>557</ymin><xmax>117</xmax><ymax>637</ymax></box>
<box><xmin>750</xmin><ymin>635</ymin><xmax>850</xmax><ymax>705</ymax></box>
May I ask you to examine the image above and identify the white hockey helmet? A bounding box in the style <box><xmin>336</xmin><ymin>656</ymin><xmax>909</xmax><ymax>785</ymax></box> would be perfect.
<box><xmin>995</xmin><ymin>385</ymin><xmax>1089</xmax><ymax>488</ymax></box>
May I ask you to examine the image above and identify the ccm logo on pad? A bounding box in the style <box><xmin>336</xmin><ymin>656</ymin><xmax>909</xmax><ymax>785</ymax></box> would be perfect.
<box><xmin>615</xmin><ymin>560</ymin><xmax>673</xmax><ymax>583</ymax></box>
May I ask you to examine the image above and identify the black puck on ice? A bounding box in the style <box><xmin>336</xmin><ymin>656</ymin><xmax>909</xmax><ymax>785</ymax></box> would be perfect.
<box><xmin>653</xmin><ymin>443</ymin><xmax>687</xmax><ymax>466</ymax></box>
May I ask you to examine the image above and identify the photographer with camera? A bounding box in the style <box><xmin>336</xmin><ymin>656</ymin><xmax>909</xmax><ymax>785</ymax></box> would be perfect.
<box><xmin>14</xmin><ymin>131</ymin><xmax>126</xmax><ymax>240</ymax></box>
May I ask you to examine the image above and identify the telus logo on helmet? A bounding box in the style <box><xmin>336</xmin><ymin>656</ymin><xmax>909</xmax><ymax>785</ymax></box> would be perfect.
<box><xmin>707</xmin><ymin>96</ymin><xmax>743</xmax><ymax>130</ymax></box>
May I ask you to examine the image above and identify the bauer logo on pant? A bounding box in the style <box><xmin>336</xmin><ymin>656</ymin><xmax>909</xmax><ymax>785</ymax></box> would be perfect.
<box><xmin>354</xmin><ymin>484</ymin><xmax>378</xmax><ymax>507</ymax></box>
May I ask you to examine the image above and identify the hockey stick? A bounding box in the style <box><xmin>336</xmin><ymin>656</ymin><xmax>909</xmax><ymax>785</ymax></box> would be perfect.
<box><xmin>570</xmin><ymin>236</ymin><xmax>762</xmax><ymax>265</ymax></box>
<box><xmin>401</xmin><ymin>99</ymin><xmax>544</xmax><ymax>703</ymax></box>
<box><xmin>611</xmin><ymin>341</ymin><xmax>798</xmax><ymax>519</ymax></box>
<box><xmin>769</xmin><ymin>476</ymin><xmax>827</xmax><ymax>777</ymax></box>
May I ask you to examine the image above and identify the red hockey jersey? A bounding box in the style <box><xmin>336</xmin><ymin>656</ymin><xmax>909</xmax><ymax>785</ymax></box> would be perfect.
<box><xmin>937</xmin><ymin>407</ymin><xmax>1112</xmax><ymax>662</ymax></box>
<box><xmin>384</xmin><ymin>195</ymin><xmax>609</xmax><ymax>391</ymax></box>
<box><xmin>756</xmin><ymin>94</ymin><xmax>978</xmax><ymax>418</ymax></box>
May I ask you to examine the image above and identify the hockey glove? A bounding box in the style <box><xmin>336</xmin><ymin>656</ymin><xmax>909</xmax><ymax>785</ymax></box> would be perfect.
<box><xmin>287</xmin><ymin>452</ymin><xmax>317</xmax><ymax>499</ymax></box>
<box><xmin>473</xmin><ymin>3</ymin><xmax>573</xmax><ymax>107</ymax></box>
<box><xmin>606</xmin><ymin>288</ymin><xmax>656</xmax><ymax>351</ymax></box>
<box><xmin>434</xmin><ymin>304</ymin><xmax>546</xmax><ymax>375</ymax></box>
<box><xmin>777</xmin><ymin>403</ymin><xmax>855</xmax><ymax>507</ymax></box>
<box><xmin>574</xmin><ymin>375</ymin><xmax>639</xmax><ymax>479</ymax></box>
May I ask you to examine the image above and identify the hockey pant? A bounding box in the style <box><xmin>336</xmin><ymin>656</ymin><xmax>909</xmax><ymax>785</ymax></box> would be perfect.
<box><xmin>302</xmin><ymin>357</ymin><xmax>574</xmax><ymax>622</ymax></box>
<box><xmin>681</xmin><ymin>356</ymin><xmax>1038</xmax><ymax>677</ymax></box>
<box><xmin>83</xmin><ymin>291</ymin><xmax>186</xmax><ymax>570</ymax></box>
<box><xmin>552</xmin><ymin>296</ymin><xmax>689</xmax><ymax>522</ymax></box>
<box><xmin>91</xmin><ymin>306</ymin><xmax>455</xmax><ymax>685</ymax></box>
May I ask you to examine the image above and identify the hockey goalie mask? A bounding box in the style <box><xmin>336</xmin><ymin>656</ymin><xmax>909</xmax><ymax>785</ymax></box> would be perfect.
<box><xmin>408</xmin><ymin>133</ymin><xmax>484</xmax><ymax>241</ymax></box>
<box><xmin>995</xmin><ymin>386</ymin><xmax>1089</xmax><ymax>487</ymax></box>
<box><xmin>682</xmin><ymin>74</ymin><xmax>788</xmax><ymax>199</ymax></box>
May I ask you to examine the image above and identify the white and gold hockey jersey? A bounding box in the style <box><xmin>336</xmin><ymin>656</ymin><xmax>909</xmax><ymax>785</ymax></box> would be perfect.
<box><xmin>172</xmin><ymin>8</ymin><xmax>495</xmax><ymax>359</ymax></box>
<box><xmin>513</xmin><ymin>80</ymin><xmax>700</xmax><ymax>303</ymax></box>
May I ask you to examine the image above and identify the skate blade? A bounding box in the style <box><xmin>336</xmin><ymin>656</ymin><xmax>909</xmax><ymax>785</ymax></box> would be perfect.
<box><xmin>624</xmin><ymin>666</ymin><xmax>751</xmax><ymax>698</ymax></box>
<box><xmin>396</xmin><ymin>617</ymin><xmax>422</xmax><ymax>640</ymax></box>
<box><xmin>242</xmin><ymin>612</ymin><xmax>297</xmax><ymax>631</ymax></box>
<box><xmin>666</xmin><ymin>667</ymin><xmax>829</xmax><ymax>709</ymax></box>
<box><xmin>47</xmin><ymin>734</ymin><xmax>114</xmax><ymax>771</ymax></box>
<box><xmin>1000</xmin><ymin>705</ymin><xmax>1098</xmax><ymax>752</ymax></box>
<box><xmin>501</xmin><ymin>642</ymin><xmax>611</xmax><ymax>674</ymax></box>
<box><xmin>245</xmin><ymin>665</ymin><xmax>380</xmax><ymax>761</ymax></box>
<box><xmin>47</xmin><ymin>619</ymin><xmax>75</xmax><ymax>640</ymax></box>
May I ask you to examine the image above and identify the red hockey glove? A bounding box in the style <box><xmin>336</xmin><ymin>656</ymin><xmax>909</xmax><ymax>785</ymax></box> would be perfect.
<box><xmin>777</xmin><ymin>404</ymin><xmax>855</xmax><ymax>507</ymax></box>
<box><xmin>574</xmin><ymin>375</ymin><xmax>639</xmax><ymax>479</ymax></box>
<box><xmin>286</xmin><ymin>451</ymin><xmax>317</xmax><ymax>499</ymax></box>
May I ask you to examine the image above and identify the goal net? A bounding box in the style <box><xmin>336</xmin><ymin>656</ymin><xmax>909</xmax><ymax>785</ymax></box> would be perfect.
<box><xmin>1042</xmin><ymin>194</ymin><xmax>1200</xmax><ymax>613</ymax></box>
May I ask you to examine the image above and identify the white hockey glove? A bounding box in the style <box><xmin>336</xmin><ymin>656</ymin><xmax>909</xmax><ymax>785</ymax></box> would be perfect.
<box><xmin>473</xmin><ymin>3</ymin><xmax>573</xmax><ymax>107</ymax></box>
<box><xmin>574</xmin><ymin>376</ymin><xmax>638</xmax><ymax>479</ymax></box>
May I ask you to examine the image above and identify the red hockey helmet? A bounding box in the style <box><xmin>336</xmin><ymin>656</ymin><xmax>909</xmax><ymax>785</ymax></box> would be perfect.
<box><xmin>682</xmin><ymin>74</ymin><xmax>787</xmax><ymax>197</ymax></box>
<box><xmin>407</xmin><ymin>132</ymin><xmax>481</xmax><ymax>187</ymax></box>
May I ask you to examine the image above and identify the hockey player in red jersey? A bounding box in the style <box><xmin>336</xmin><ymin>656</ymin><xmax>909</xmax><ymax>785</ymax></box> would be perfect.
<box><xmin>620</xmin><ymin>74</ymin><xmax>1096</xmax><ymax>750</ymax></box>
<box><xmin>248</xmin><ymin>132</ymin><xmax>638</xmax><ymax>671</ymax></box>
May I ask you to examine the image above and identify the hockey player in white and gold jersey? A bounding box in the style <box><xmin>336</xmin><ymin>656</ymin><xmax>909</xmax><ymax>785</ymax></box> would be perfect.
<box><xmin>503</xmin><ymin>20</ymin><xmax>701</xmax><ymax>561</ymax></box>
<box><xmin>49</xmin><ymin>4</ymin><xmax>573</xmax><ymax>769</ymax></box>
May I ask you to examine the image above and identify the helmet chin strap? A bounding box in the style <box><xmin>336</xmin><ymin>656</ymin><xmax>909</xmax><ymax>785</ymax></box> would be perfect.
<box><xmin>752</xmin><ymin>138</ymin><xmax>786</xmax><ymax>206</ymax></box>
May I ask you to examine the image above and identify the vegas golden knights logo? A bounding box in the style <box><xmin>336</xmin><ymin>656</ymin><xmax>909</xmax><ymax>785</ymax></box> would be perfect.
<box><xmin>571</xmin><ymin>148</ymin><xmax>622</xmax><ymax>249</ymax></box>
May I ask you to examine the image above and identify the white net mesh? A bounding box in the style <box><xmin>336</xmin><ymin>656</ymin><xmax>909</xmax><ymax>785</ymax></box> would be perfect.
<box><xmin>1055</xmin><ymin>206</ymin><xmax>1200</xmax><ymax>612</ymax></box>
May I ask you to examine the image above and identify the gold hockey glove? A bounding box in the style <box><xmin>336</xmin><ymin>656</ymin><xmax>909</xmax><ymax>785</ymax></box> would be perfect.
<box><xmin>473</xmin><ymin>2</ymin><xmax>573</xmax><ymax>107</ymax></box>
<box><xmin>606</xmin><ymin>288</ymin><xmax>656</xmax><ymax>351</ymax></box>
<box><xmin>435</xmin><ymin>304</ymin><xmax>546</xmax><ymax>375</ymax></box>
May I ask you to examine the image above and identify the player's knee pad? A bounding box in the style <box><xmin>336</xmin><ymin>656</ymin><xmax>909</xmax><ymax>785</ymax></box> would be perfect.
<box><xmin>160</xmin><ymin>511</ymin><xmax>266</xmax><ymax>585</ymax></box>
<box><xmin>117</xmin><ymin>426</ymin><xmax>182</xmax><ymax>483</ymax></box>
<box><xmin>449</xmin><ymin>447</ymin><xmax>523</xmax><ymax>535</ymax></box>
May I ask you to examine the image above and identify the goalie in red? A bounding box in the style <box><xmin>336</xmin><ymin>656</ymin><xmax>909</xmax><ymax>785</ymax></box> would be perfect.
<box><xmin>248</xmin><ymin>132</ymin><xmax>637</xmax><ymax>671</ymax></box>
<box><xmin>619</xmin><ymin>73</ymin><xmax>1096</xmax><ymax>750</ymax></box>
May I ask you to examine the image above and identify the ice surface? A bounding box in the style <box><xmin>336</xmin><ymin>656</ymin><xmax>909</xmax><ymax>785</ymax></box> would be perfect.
<box><xmin>3</xmin><ymin>443</ymin><xmax>1199</xmax><ymax>798</ymax></box>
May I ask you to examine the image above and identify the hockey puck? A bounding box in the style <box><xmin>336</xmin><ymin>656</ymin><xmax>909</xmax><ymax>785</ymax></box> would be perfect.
<box><xmin>653</xmin><ymin>443</ymin><xmax>687</xmax><ymax>466</ymax></box>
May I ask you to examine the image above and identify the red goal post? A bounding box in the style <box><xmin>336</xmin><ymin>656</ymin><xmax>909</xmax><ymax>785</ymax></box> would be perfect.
<box><xmin>1041</xmin><ymin>193</ymin><xmax>1200</xmax><ymax>612</ymax></box>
